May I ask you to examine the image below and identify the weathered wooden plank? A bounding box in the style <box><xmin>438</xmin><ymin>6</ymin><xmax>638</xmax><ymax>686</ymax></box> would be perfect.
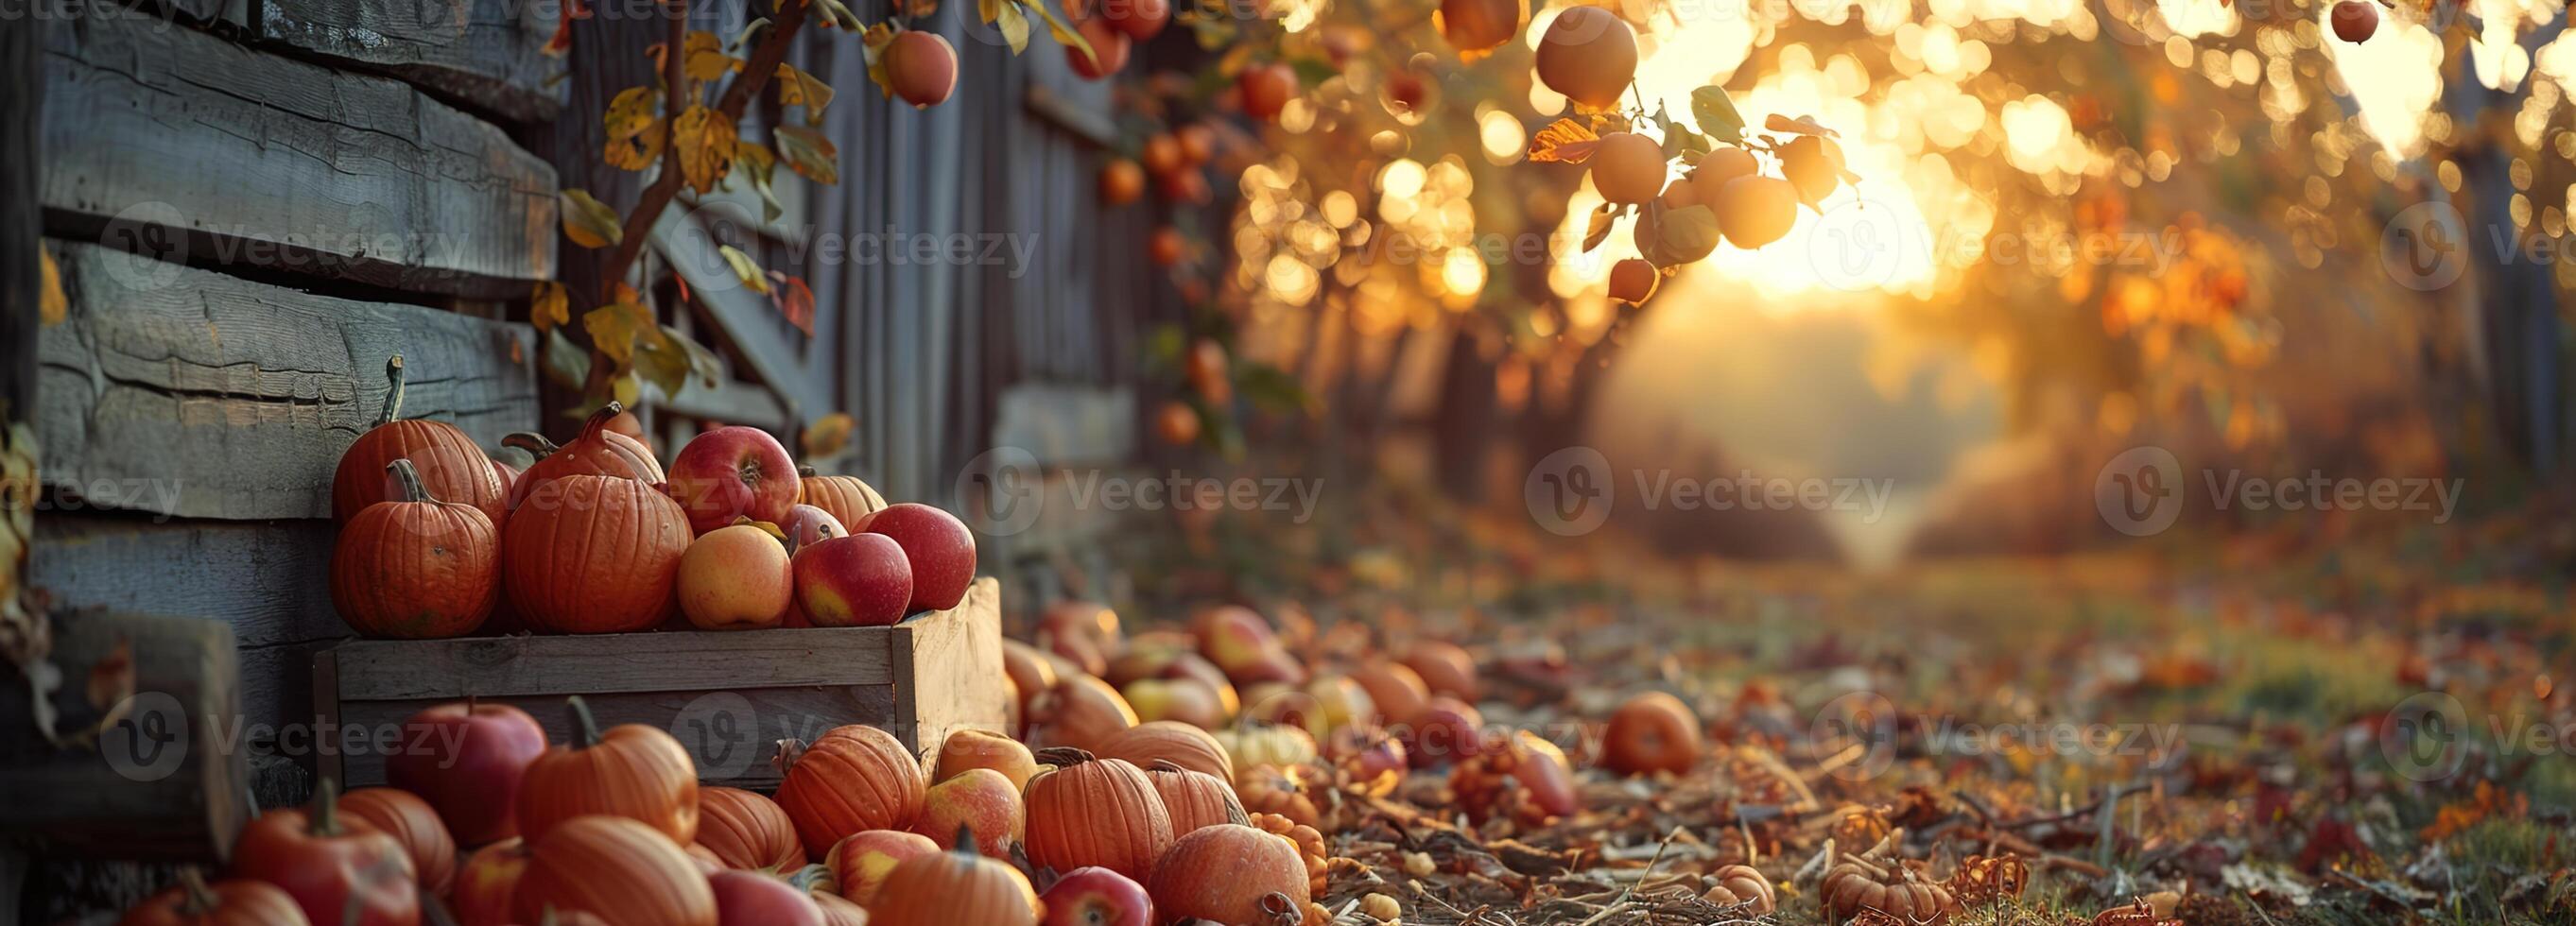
<box><xmin>250</xmin><ymin>0</ymin><xmax>565</xmax><ymax>123</ymax></box>
<box><xmin>0</xmin><ymin>611</ymin><xmax>251</xmax><ymax>862</ymax></box>
<box><xmin>42</xmin><ymin>15</ymin><xmax>556</xmax><ymax>298</ymax></box>
<box><xmin>651</xmin><ymin>209</ymin><xmax>825</xmax><ymax>426</ymax></box>
<box><xmin>329</xmin><ymin>629</ymin><xmax>901</xmax><ymax>701</ymax></box>
<box><xmin>33</xmin><ymin>515</ymin><xmax>345</xmax><ymax>648</ymax></box>
<box><xmin>898</xmin><ymin>578</ymin><xmax>1006</xmax><ymax>757</ymax></box>
<box><xmin>37</xmin><ymin>240</ymin><xmax>539</xmax><ymax>520</ymax></box>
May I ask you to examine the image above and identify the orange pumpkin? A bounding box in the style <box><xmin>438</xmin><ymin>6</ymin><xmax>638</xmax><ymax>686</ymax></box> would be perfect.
<box><xmin>1600</xmin><ymin>691</ymin><xmax>1703</xmax><ymax>777</ymax></box>
<box><xmin>332</xmin><ymin>354</ymin><xmax>506</xmax><ymax>524</ymax></box>
<box><xmin>809</xmin><ymin>891</ymin><xmax>869</xmax><ymax>926</ymax></box>
<box><xmin>1144</xmin><ymin>760</ymin><xmax>1247</xmax><ymax>838</ymax></box>
<box><xmin>773</xmin><ymin>725</ymin><xmax>927</xmax><ymax>857</ymax></box>
<box><xmin>338</xmin><ymin>787</ymin><xmax>458</xmax><ymax>895</ymax></box>
<box><xmin>1703</xmin><ymin>863</ymin><xmax>1775</xmax><ymax>914</ymax></box>
<box><xmin>511</xmin><ymin>816</ymin><xmax>716</xmax><ymax>926</ymax></box>
<box><xmin>506</xmin><ymin>401</ymin><xmax>665</xmax><ymax>508</ymax></box>
<box><xmin>118</xmin><ymin>870</ymin><xmax>310</xmax><ymax>926</ymax></box>
<box><xmin>1099</xmin><ymin>720</ymin><xmax>1235</xmax><ymax>782</ymax></box>
<box><xmin>694</xmin><ymin>787</ymin><xmax>805</xmax><ymax>871</ymax></box>
<box><xmin>1821</xmin><ymin>856</ymin><xmax>1957</xmax><ymax>924</ymax></box>
<box><xmin>515</xmin><ymin>696</ymin><xmax>700</xmax><ymax>845</ymax></box>
<box><xmin>1027</xmin><ymin>674</ymin><xmax>1138</xmax><ymax>752</ymax></box>
<box><xmin>797</xmin><ymin>470</ymin><xmax>888</xmax><ymax>528</ymax></box>
<box><xmin>1147</xmin><ymin>823</ymin><xmax>1311</xmax><ymax>925</ymax></box>
<box><xmin>1023</xmin><ymin>748</ymin><xmax>1172</xmax><ymax>881</ymax></box>
<box><xmin>229</xmin><ymin>780</ymin><xmax>418</xmax><ymax>926</ymax></box>
<box><xmin>501</xmin><ymin>472</ymin><xmax>690</xmax><ymax>633</ymax></box>
<box><xmin>867</xmin><ymin>834</ymin><xmax>1041</xmax><ymax>926</ymax></box>
<box><xmin>330</xmin><ymin>459</ymin><xmax>500</xmax><ymax>639</ymax></box>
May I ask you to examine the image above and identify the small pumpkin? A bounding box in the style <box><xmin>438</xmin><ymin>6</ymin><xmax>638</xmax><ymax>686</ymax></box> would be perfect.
<box><xmin>1100</xmin><ymin>720</ymin><xmax>1236</xmax><ymax>782</ymax></box>
<box><xmin>229</xmin><ymin>780</ymin><xmax>419</xmax><ymax>926</ymax></box>
<box><xmin>1702</xmin><ymin>863</ymin><xmax>1775</xmax><ymax>914</ymax></box>
<box><xmin>1215</xmin><ymin>724</ymin><xmax>1318</xmax><ymax>772</ymax></box>
<box><xmin>1235</xmin><ymin>763</ymin><xmax>1322</xmax><ymax>829</ymax></box>
<box><xmin>694</xmin><ymin>787</ymin><xmax>806</xmax><ymax>871</ymax></box>
<box><xmin>330</xmin><ymin>459</ymin><xmax>500</xmax><ymax>639</ymax></box>
<box><xmin>511</xmin><ymin>815</ymin><xmax>717</xmax><ymax>926</ymax></box>
<box><xmin>332</xmin><ymin>354</ymin><xmax>507</xmax><ymax>524</ymax></box>
<box><xmin>797</xmin><ymin>468</ymin><xmax>889</xmax><ymax>528</ymax></box>
<box><xmin>867</xmin><ymin>830</ymin><xmax>1042</xmax><ymax>926</ymax></box>
<box><xmin>1821</xmin><ymin>842</ymin><xmax>1958</xmax><ymax>926</ymax></box>
<box><xmin>773</xmin><ymin>724</ymin><xmax>927</xmax><ymax>857</ymax></box>
<box><xmin>505</xmin><ymin>401</ymin><xmax>666</xmax><ymax>508</ymax></box>
<box><xmin>117</xmin><ymin>869</ymin><xmax>310</xmax><ymax>926</ymax></box>
<box><xmin>1247</xmin><ymin>813</ymin><xmax>1329</xmax><ymax>896</ymax></box>
<box><xmin>337</xmin><ymin>787</ymin><xmax>458</xmax><ymax>895</ymax></box>
<box><xmin>1023</xmin><ymin>747</ymin><xmax>1172</xmax><ymax>881</ymax></box>
<box><xmin>1146</xmin><ymin>823</ymin><xmax>1311</xmax><ymax>926</ymax></box>
<box><xmin>1145</xmin><ymin>760</ymin><xmax>1248</xmax><ymax>837</ymax></box>
<box><xmin>515</xmin><ymin>695</ymin><xmax>700</xmax><ymax>845</ymax></box>
<box><xmin>501</xmin><ymin>472</ymin><xmax>691</xmax><ymax>633</ymax></box>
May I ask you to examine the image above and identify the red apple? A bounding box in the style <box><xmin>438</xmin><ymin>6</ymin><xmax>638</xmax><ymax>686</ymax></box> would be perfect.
<box><xmin>909</xmin><ymin>767</ymin><xmax>1025</xmax><ymax>857</ymax></box>
<box><xmin>1195</xmin><ymin>606</ymin><xmax>1305</xmax><ymax>687</ymax></box>
<box><xmin>1402</xmin><ymin>696</ymin><xmax>1491</xmax><ymax>768</ymax></box>
<box><xmin>667</xmin><ymin>425</ymin><xmax>802</xmax><ymax>534</ymax></box>
<box><xmin>679</xmin><ymin>524</ymin><xmax>795</xmax><ymax>630</ymax></box>
<box><xmin>934</xmin><ymin>728</ymin><xmax>1039</xmax><ymax>789</ymax></box>
<box><xmin>854</xmin><ymin>503</ymin><xmax>977</xmax><ymax>612</ymax></box>
<box><xmin>710</xmin><ymin>868</ymin><xmax>824</xmax><ymax>926</ymax></box>
<box><xmin>386</xmin><ymin>701</ymin><xmax>546</xmax><ymax>846</ymax></box>
<box><xmin>792</xmin><ymin>534</ymin><xmax>913</xmax><ymax>626</ymax></box>
<box><xmin>1041</xmin><ymin>866</ymin><xmax>1153</xmax><ymax>926</ymax></box>
<box><xmin>778</xmin><ymin>503</ymin><xmax>847</xmax><ymax>551</ymax></box>
<box><xmin>450</xmin><ymin>837</ymin><xmax>528</xmax><ymax>926</ymax></box>
<box><xmin>824</xmin><ymin>831</ymin><xmax>940</xmax><ymax>907</ymax></box>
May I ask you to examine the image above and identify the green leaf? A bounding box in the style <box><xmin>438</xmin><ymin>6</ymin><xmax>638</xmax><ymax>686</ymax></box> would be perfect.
<box><xmin>1236</xmin><ymin>362</ymin><xmax>1314</xmax><ymax>416</ymax></box>
<box><xmin>1024</xmin><ymin>0</ymin><xmax>1089</xmax><ymax>63</ymax></box>
<box><xmin>631</xmin><ymin>325</ymin><xmax>692</xmax><ymax>401</ymax></box>
<box><xmin>1656</xmin><ymin>204</ymin><xmax>1720</xmax><ymax>262</ymax></box>
<box><xmin>1690</xmin><ymin>86</ymin><xmax>1746</xmax><ymax>146</ymax></box>
<box><xmin>717</xmin><ymin>245</ymin><xmax>771</xmax><ymax>295</ymax></box>
<box><xmin>542</xmin><ymin>327</ymin><xmax>591</xmax><ymax>389</ymax></box>
<box><xmin>1142</xmin><ymin>324</ymin><xmax>1186</xmax><ymax>374</ymax></box>
<box><xmin>665</xmin><ymin>326</ymin><xmax>726</xmax><ymax>388</ymax></box>
<box><xmin>1288</xmin><ymin>57</ymin><xmax>1337</xmax><ymax>88</ymax></box>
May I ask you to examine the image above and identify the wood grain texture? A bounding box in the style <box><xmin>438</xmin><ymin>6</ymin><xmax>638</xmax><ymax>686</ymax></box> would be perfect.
<box><xmin>251</xmin><ymin>0</ymin><xmax>565</xmax><ymax>123</ymax></box>
<box><xmin>37</xmin><ymin>240</ymin><xmax>538</xmax><ymax>520</ymax></box>
<box><xmin>0</xmin><ymin>611</ymin><xmax>251</xmax><ymax>862</ymax></box>
<box><xmin>42</xmin><ymin>15</ymin><xmax>557</xmax><ymax>297</ymax></box>
<box><xmin>316</xmin><ymin>578</ymin><xmax>1004</xmax><ymax>787</ymax></box>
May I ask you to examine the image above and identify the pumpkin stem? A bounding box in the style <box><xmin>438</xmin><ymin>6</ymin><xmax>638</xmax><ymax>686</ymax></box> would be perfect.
<box><xmin>310</xmin><ymin>778</ymin><xmax>343</xmax><ymax>837</ymax></box>
<box><xmin>502</xmin><ymin>432</ymin><xmax>562</xmax><ymax>457</ymax></box>
<box><xmin>384</xmin><ymin>459</ymin><xmax>440</xmax><ymax>504</ymax></box>
<box><xmin>773</xmin><ymin>738</ymin><xmax>809</xmax><ymax>775</ymax></box>
<box><xmin>566</xmin><ymin>694</ymin><xmax>603</xmax><ymax>749</ymax></box>
<box><xmin>375</xmin><ymin>354</ymin><xmax>406</xmax><ymax>427</ymax></box>
<box><xmin>175</xmin><ymin>867</ymin><xmax>218</xmax><ymax>915</ymax></box>
<box><xmin>952</xmin><ymin>823</ymin><xmax>979</xmax><ymax>857</ymax></box>
<box><xmin>1258</xmin><ymin>891</ymin><xmax>1301</xmax><ymax>925</ymax></box>
<box><xmin>1032</xmin><ymin>746</ymin><xmax>1097</xmax><ymax>767</ymax></box>
<box><xmin>578</xmin><ymin>401</ymin><xmax>627</xmax><ymax>440</ymax></box>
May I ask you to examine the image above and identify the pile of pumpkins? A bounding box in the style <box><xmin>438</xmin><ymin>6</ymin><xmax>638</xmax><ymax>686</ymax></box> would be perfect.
<box><xmin>119</xmin><ymin>694</ymin><xmax>1321</xmax><ymax>926</ymax></box>
<box><xmin>326</xmin><ymin>356</ymin><xmax>972</xmax><ymax>639</ymax></box>
<box><xmin>123</xmin><ymin>594</ymin><xmax>1796</xmax><ymax>925</ymax></box>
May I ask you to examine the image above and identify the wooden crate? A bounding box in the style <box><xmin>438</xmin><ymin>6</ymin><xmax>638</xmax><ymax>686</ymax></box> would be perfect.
<box><xmin>313</xmin><ymin>578</ymin><xmax>1004</xmax><ymax>791</ymax></box>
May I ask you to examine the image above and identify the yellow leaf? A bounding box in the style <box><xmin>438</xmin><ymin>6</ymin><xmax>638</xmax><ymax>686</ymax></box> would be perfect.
<box><xmin>775</xmin><ymin>63</ymin><xmax>835</xmax><ymax>123</ymax></box>
<box><xmin>683</xmin><ymin>30</ymin><xmax>739</xmax><ymax>84</ymax></box>
<box><xmin>1527</xmin><ymin>118</ymin><xmax>1601</xmax><ymax>164</ymax></box>
<box><xmin>802</xmin><ymin>412</ymin><xmax>856</xmax><ymax>459</ymax></box>
<box><xmin>38</xmin><ymin>249</ymin><xmax>66</xmax><ymax>326</ymax></box>
<box><xmin>560</xmin><ymin>189</ymin><xmax>624</xmax><ymax>249</ymax></box>
<box><xmin>862</xmin><ymin>23</ymin><xmax>897</xmax><ymax>98</ymax></box>
<box><xmin>583</xmin><ymin>299</ymin><xmax>654</xmax><ymax>364</ymax></box>
<box><xmin>718</xmin><ymin>245</ymin><xmax>771</xmax><ymax>295</ymax></box>
<box><xmin>672</xmin><ymin>105</ymin><xmax>738</xmax><ymax>196</ymax></box>
<box><xmin>773</xmin><ymin>125</ymin><xmax>838</xmax><ymax>185</ymax></box>
<box><xmin>531</xmin><ymin>281</ymin><xmax>570</xmax><ymax>333</ymax></box>
<box><xmin>603</xmin><ymin>87</ymin><xmax>664</xmax><ymax>171</ymax></box>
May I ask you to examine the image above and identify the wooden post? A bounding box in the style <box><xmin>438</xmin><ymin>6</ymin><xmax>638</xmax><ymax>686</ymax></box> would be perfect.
<box><xmin>1</xmin><ymin>12</ymin><xmax>36</xmax><ymax>909</ymax></box>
